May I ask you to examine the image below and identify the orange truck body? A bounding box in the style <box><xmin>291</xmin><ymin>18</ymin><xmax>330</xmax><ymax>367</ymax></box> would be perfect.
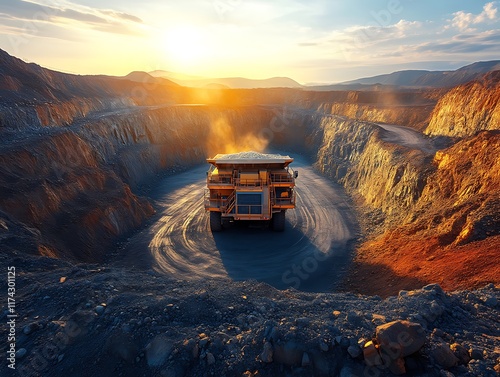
<box><xmin>204</xmin><ymin>152</ymin><xmax>297</xmax><ymax>231</ymax></box>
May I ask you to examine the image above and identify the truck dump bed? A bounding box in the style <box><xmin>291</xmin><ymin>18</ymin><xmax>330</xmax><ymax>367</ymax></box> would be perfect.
<box><xmin>207</xmin><ymin>152</ymin><xmax>294</xmax><ymax>167</ymax></box>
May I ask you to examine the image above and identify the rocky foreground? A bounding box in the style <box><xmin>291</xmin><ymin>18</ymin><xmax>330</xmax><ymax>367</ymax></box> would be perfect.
<box><xmin>1</xmin><ymin>250</ymin><xmax>498</xmax><ymax>377</ymax></box>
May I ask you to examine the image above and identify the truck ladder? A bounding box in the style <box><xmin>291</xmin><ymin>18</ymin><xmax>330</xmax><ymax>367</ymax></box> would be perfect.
<box><xmin>224</xmin><ymin>190</ymin><xmax>236</xmax><ymax>214</ymax></box>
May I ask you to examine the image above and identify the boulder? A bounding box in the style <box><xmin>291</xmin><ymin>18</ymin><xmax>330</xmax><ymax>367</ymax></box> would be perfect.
<box><xmin>145</xmin><ymin>335</ymin><xmax>173</xmax><ymax>367</ymax></box>
<box><xmin>376</xmin><ymin>320</ymin><xmax>426</xmax><ymax>359</ymax></box>
<box><xmin>469</xmin><ymin>347</ymin><xmax>483</xmax><ymax>360</ymax></box>
<box><xmin>430</xmin><ymin>343</ymin><xmax>459</xmax><ymax>369</ymax></box>
<box><xmin>450</xmin><ymin>343</ymin><xmax>470</xmax><ymax>365</ymax></box>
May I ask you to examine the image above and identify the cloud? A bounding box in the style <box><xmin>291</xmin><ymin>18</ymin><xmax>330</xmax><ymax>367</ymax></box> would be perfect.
<box><xmin>416</xmin><ymin>30</ymin><xmax>500</xmax><ymax>54</ymax></box>
<box><xmin>315</xmin><ymin>13</ymin><xmax>500</xmax><ymax>65</ymax></box>
<box><xmin>326</xmin><ymin>19</ymin><xmax>422</xmax><ymax>52</ymax></box>
<box><xmin>0</xmin><ymin>12</ymin><xmax>78</xmax><ymax>41</ymax></box>
<box><xmin>451</xmin><ymin>2</ymin><xmax>498</xmax><ymax>31</ymax></box>
<box><xmin>0</xmin><ymin>0</ymin><xmax>144</xmax><ymax>36</ymax></box>
<box><xmin>479</xmin><ymin>2</ymin><xmax>498</xmax><ymax>21</ymax></box>
<box><xmin>101</xmin><ymin>10</ymin><xmax>143</xmax><ymax>24</ymax></box>
<box><xmin>57</xmin><ymin>7</ymin><xmax>109</xmax><ymax>24</ymax></box>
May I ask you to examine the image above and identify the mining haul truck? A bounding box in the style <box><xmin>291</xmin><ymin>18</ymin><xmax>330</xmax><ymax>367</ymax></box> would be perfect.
<box><xmin>204</xmin><ymin>152</ymin><xmax>298</xmax><ymax>232</ymax></box>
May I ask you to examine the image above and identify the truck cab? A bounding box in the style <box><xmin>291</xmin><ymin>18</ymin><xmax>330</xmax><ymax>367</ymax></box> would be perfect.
<box><xmin>204</xmin><ymin>152</ymin><xmax>298</xmax><ymax>232</ymax></box>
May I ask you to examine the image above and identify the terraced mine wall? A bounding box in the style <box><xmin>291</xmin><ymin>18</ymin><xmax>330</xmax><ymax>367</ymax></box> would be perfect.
<box><xmin>300</xmin><ymin>110</ymin><xmax>499</xmax><ymax>244</ymax></box>
<box><xmin>0</xmin><ymin>105</ymin><xmax>275</xmax><ymax>260</ymax></box>
<box><xmin>0</xmin><ymin>103</ymin><xmax>493</xmax><ymax>261</ymax></box>
<box><xmin>425</xmin><ymin>71</ymin><xmax>500</xmax><ymax>138</ymax></box>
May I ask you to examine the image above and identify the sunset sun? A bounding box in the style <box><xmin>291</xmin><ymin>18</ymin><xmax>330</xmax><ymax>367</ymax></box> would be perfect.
<box><xmin>163</xmin><ymin>25</ymin><xmax>207</xmax><ymax>66</ymax></box>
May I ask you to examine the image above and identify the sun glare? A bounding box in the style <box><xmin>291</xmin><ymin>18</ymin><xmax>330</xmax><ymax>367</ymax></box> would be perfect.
<box><xmin>163</xmin><ymin>25</ymin><xmax>208</xmax><ymax>67</ymax></box>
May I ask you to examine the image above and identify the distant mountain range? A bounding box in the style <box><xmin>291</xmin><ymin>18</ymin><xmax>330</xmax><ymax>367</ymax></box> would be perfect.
<box><xmin>148</xmin><ymin>70</ymin><xmax>303</xmax><ymax>89</ymax></box>
<box><xmin>1</xmin><ymin>47</ymin><xmax>499</xmax><ymax>95</ymax></box>
<box><xmin>122</xmin><ymin>71</ymin><xmax>179</xmax><ymax>86</ymax></box>
<box><xmin>0</xmin><ymin>49</ymin><xmax>184</xmax><ymax>104</ymax></box>
<box><xmin>318</xmin><ymin>61</ymin><xmax>500</xmax><ymax>90</ymax></box>
<box><xmin>148</xmin><ymin>61</ymin><xmax>500</xmax><ymax>90</ymax></box>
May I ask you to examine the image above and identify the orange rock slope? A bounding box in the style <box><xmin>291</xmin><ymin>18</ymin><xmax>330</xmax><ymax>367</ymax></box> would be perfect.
<box><xmin>345</xmin><ymin>130</ymin><xmax>500</xmax><ymax>297</ymax></box>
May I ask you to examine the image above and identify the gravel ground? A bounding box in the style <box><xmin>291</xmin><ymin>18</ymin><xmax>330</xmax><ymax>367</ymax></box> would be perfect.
<box><xmin>1</xmin><ymin>249</ymin><xmax>498</xmax><ymax>377</ymax></box>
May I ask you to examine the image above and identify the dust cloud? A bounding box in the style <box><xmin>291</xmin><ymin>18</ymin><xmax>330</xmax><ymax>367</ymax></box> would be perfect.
<box><xmin>205</xmin><ymin>116</ymin><xmax>268</xmax><ymax>157</ymax></box>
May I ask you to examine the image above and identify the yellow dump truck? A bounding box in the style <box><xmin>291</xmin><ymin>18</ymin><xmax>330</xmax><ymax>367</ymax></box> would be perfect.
<box><xmin>204</xmin><ymin>152</ymin><xmax>298</xmax><ymax>232</ymax></box>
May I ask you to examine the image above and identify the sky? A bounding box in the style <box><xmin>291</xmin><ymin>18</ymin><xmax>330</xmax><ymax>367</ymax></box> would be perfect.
<box><xmin>0</xmin><ymin>0</ymin><xmax>499</xmax><ymax>83</ymax></box>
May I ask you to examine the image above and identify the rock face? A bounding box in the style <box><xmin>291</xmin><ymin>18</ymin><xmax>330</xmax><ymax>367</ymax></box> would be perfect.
<box><xmin>344</xmin><ymin>129</ymin><xmax>500</xmax><ymax>296</ymax></box>
<box><xmin>425</xmin><ymin>71</ymin><xmax>500</xmax><ymax>138</ymax></box>
<box><xmin>0</xmin><ymin>104</ymin><xmax>274</xmax><ymax>261</ymax></box>
<box><xmin>0</xmin><ymin>130</ymin><xmax>155</xmax><ymax>261</ymax></box>
<box><xmin>319</xmin><ymin>74</ymin><xmax>500</xmax><ymax>296</ymax></box>
<box><xmin>418</xmin><ymin>130</ymin><xmax>500</xmax><ymax>246</ymax></box>
<box><xmin>307</xmin><ymin>115</ymin><xmax>434</xmax><ymax>230</ymax></box>
<box><xmin>319</xmin><ymin>94</ymin><xmax>436</xmax><ymax>131</ymax></box>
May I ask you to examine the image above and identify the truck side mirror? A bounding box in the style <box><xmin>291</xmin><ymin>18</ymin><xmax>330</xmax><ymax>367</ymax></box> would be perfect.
<box><xmin>294</xmin><ymin>171</ymin><xmax>299</xmax><ymax>179</ymax></box>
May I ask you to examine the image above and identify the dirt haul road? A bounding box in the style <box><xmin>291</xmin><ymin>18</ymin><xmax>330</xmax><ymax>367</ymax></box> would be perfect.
<box><xmin>114</xmin><ymin>157</ymin><xmax>358</xmax><ymax>292</ymax></box>
<box><xmin>378</xmin><ymin>123</ymin><xmax>436</xmax><ymax>153</ymax></box>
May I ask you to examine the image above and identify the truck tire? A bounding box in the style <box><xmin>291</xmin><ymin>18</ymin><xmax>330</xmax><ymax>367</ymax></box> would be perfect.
<box><xmin>210</xmin><ymin>212</ymin><xmax>222</xmax><ymax>232</ymax></box>
<box><xmin>271</xmin><ymin>210</ymin><xmax>286</xmax><ymax>232</ymax></box>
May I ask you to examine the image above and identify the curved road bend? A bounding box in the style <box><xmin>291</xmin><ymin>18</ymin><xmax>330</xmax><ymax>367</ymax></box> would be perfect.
<box><xmin>377</xmin><ymin>123</ymin><xmax>436</xmax><ymax>154</ymax></box>
<box><xmin>114</xmin><ymin>157</ymin><xmax>358</xmax><ymax>292</ymax></box>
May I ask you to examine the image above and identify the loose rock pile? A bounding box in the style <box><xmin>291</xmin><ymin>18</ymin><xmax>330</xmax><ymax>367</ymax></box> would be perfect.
<box><xmin>0</xmin><ymin>251</ymin><xmax>498</xmax><ymax>377</ymax></box>
<box><xmin>213</xmin><ymin>151</ymin><xmax>292</xmax><ymax>160</ymax></box>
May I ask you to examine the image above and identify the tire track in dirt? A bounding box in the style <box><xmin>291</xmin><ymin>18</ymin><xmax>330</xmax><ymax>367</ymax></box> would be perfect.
<box><xmin>116</xmin><ymin>157</ymin><xmax>357</xmax><ymax>292</ymax></box>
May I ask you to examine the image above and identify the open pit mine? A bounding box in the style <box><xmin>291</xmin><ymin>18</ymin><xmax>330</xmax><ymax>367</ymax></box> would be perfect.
<box><xmin>0</xmin><ymin>49</ymin><xmax>499</xmax><ymax>376</ymax></box>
